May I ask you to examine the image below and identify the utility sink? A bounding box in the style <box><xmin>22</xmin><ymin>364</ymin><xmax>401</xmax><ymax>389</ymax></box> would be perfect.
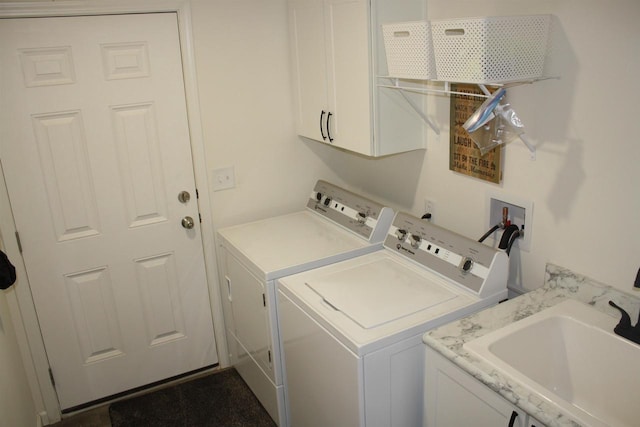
<box><xmin>464</xmin><ymin>299</ymin><xmax>640</xmax><ymax>427</ymax></box>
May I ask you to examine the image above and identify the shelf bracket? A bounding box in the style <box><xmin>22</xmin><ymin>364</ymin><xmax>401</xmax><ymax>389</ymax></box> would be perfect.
<box><xmin>477</xmin><ymin>84</ymin><xmax>492</xmax><ymax>97</ymax></box>
<box><xmin>382</xmin><ymin>78</ymin><xmax>440</xmax><ymax>135</ymax></box>
<box><xmin>377</xmin><ymin>77</ymin><xmax>538</xmax><ymax>159</ymax></box>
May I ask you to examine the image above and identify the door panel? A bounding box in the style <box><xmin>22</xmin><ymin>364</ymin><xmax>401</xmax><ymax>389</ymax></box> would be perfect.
<box><xmin>0</xmin><ymin>13</ymin><xmax>217</xmax><ymax>409</ymax></box>
<box><xmin>111</xmin><ymin>102</ymin><xmax>169</xmax><ymax>228</ymax></box>
<box><xmin>31</xmin><ymin>110</ymin><xmax>101</xmax><ymax>241</ymax></box>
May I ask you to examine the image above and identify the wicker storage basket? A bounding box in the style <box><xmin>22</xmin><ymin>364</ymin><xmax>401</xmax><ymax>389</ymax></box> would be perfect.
<box><xmin>382</xmin><ymin>21</ymin><xmax>437</xmax><ymax>80</ymax></box>
<box><xmin>431</xmin><ymin>15</ymin><xmax>551</xmax><ymax>83</ymax></box>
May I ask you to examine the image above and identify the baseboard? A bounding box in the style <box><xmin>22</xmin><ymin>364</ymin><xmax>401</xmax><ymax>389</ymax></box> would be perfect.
<box><xmin>507</xmin><ymin>284</ymin><xmax>527</xmax><ymax>299</ymax></box>
<box><xmin>37</xmin><ymin>410</ymin><xmax>53</xmax><ymax>427</ymax></box>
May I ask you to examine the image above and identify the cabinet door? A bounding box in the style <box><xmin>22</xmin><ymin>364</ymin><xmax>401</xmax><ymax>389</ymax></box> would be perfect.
<box><xmin>289</xmin><ymin>0</ymin><xmax>329</xmax><ymax>142</ymax></box>
<box><xmin>225</xmin><ymin>254</ymin><xmax>273</xmax><ymax>381</ymax></box>
<box><xmin>324</xmin><ymin>0</ymin><xmax>372</xmax><ymax>154</ymax></box>
<box><xmin>425</xmin><ymin>348</ymin><xmax>526</xmax><ymax>427</ymax></box>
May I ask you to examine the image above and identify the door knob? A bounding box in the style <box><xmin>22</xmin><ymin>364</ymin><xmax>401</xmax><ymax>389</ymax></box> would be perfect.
<box><xmin>181</xmin><ymin>216</ymin><xmax>195</xmax><ymax>229</ymax></box>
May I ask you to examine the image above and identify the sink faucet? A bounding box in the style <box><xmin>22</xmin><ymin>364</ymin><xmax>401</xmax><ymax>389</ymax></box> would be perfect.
<box><xmin>608</xmin><ymin>267</ymin><xmax>640</xmax><ymax>344</ymax></box>
<box><xmin>608</xmin><ymin>300</ymin><xmax>640</xmax><ymax>345</ymax></box>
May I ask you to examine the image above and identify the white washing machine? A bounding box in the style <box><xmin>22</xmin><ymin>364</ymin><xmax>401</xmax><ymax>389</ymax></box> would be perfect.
<box><xmin>277</xmin><ymin>211</ymin><xmax>509</xmax><ymax>427</ymax></box>
<box><xmin>217</xmin><ymin>180</ymin><xmax>394</xmax><ymax>426</ymax></box>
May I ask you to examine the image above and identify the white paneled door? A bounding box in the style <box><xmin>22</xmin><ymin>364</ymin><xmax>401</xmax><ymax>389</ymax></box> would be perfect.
<box><xmin>0</xmin><ymin>13</ymin><xmax>218</xmax><ymax>409</ymax></box>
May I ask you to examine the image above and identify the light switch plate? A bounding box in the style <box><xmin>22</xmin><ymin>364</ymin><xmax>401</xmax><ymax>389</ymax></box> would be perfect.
<box><xmin>212</xmin><ymin>166</ymin><xmax>235</xmax><ymax>191</ymax></box>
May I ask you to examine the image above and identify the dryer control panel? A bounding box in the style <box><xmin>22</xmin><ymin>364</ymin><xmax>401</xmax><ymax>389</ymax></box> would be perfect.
<box><xmin>306</xmin><ymin>180</ymin><xmax>394</xmax><ymax>243</ymax></box>
<box><xmin>384</xmin><ymin>212</ymin><xmax>508</xmax><ymax>298</ymax></box>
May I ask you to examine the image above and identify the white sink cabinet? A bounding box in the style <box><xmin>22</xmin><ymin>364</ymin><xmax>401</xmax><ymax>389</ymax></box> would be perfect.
<box><xmin>287</xmin><ymin>0</ymin><xmax>428</xmax><ymax>156</ymax></box>
<box><xmin>425</xmin><ymin>347</ymin><xmax>545</xmax><ymax>427</ymax></box>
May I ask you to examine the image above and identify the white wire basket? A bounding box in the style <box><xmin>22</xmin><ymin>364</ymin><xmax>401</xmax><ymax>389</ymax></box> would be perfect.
<box><xmin>382</xmin><ymin>21</ymin><xmax>437</xmax><ymax>80</ymax></box>
<box><xmin>431</xmin><ymin>15</ymin><xmax>551</xmax><ymax>84</ymax></box>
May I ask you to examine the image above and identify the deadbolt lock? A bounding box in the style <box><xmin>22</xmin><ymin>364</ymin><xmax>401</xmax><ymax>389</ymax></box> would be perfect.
<box><xmin>178</xmin><ymin>191</ymin><xmax>191</xmax><ymax>203</ymax></box>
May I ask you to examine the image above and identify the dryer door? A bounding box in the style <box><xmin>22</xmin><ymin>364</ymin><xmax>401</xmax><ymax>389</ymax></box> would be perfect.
<box><xmin>225</xmin><ymin>253</ymin><xmax>273</xmax><ymax>380</ymax></box>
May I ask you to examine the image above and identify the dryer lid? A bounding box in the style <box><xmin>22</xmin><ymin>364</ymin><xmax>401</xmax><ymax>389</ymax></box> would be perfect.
<box><xmin>306</xmin><ymin>257</ymin><xmax>457</xmax><ymax>329</ymax></box>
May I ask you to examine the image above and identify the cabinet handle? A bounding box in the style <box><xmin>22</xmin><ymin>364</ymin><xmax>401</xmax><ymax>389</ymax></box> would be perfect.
<box><xmin>508</xmin><ymin>411</ymin><xmax>518</xmax><ymax>427</ymax></box>
<box><xmin>320</xmin><ymin>110</ymin><xmax>327</xmax><ymax>140</ymax></box>
<box><xmin>327</xmin><ymin>111</ymin><xmax>334</xmax><ymax>142</ymax></box>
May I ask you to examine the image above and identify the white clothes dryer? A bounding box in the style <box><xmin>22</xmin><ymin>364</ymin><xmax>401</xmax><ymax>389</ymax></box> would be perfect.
<box><xmin>277</xmin><ymin>211</ymin><xmax>509</xmax><ymax>427</ymax></box>
<box><xmin>217</xmin><ymin>180</ymin><xmax>394</xmax><ymax>426</ymax></box>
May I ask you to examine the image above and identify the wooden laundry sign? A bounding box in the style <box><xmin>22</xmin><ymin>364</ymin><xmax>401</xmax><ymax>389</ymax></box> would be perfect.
<box><xmin>449</xmin><ymin>84</ymin><xmax>502</xmax><ymax>184</ymax></box>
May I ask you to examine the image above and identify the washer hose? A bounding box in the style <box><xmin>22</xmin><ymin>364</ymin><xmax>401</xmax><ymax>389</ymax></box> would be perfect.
<box><xmin>499</xmin><ymin>224</ymin><xmax>521</xmax><ymax>256</ymax></box>
<box><xmin>505</xmin><ymin>229</ymin><xmax>522</xmax><ymax>256</ymax></box>
<box><xmin>478</xmin><ymin>224</ymin><xmax>500</xmax><ymax>243</ymax></box>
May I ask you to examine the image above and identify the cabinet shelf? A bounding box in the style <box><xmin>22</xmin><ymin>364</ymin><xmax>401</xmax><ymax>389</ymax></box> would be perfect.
<box><xmin>377</xmin><ymin>76</ymin><xmax>555</xmax><ymax>160</ymax></box>
<box><xmin>378</xmin><ymin>76</ymin><xmax>551</xmax><ymax>95</ymax></box>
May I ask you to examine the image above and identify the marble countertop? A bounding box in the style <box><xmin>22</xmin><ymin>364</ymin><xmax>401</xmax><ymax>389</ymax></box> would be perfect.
<box><xmin>423</xmin><ymin>263</ymin><xmax>640</xmax><ymax>427</ymax></box>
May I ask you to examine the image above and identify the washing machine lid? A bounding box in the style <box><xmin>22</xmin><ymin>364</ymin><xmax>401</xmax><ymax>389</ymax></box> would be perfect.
<box><xmin>306</xmin><ymin>257</ymin><xmax>457</xmax><ymax>329</ymax></box>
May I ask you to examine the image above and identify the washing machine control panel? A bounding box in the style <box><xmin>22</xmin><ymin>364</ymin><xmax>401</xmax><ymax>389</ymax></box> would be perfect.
<box><xmin>306</xmin><ymin>180</ymin><xmax>394</xmax><ymax>243</ymax></box>
<box><xmin>385</xmin><ymin>212</ymin><xmax>508</xmax><ymax>297</ymax></box>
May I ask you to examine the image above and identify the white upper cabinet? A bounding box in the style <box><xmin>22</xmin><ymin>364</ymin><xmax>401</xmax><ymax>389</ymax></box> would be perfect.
<box><xmin>288</xmin><ymin>0</ymin><xmax>428</xmax><ymax>157</ymax></box>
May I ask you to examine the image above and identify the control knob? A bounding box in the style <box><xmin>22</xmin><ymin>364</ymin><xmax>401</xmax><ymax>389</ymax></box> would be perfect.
<box><xmin>316</xmin><ymin>192</ymin><xmax>323</xmax><ymax>202</ymax></box>
<box><xmin>356</xmin><ymin>212</ymin><xmax>367</xmax><ymax>224</ymax></box>
<box><xmin>409</xmin><ymin>234</ymin><xmax>422</xmax><ymax>249</ymax></box>
<box><xmin>460</xmin><ymin>257</ymin><xmax>474</xmax><ymax>274</ymax></box>
<box><xmin>395</xmin><ymin>229</ymin><xmax>407</xmax><ymax>241</ymax></box>
<box><xmin>323</xmin><ymin>197</ymin><xmax>332</xmax><ymax>207</ymax></box>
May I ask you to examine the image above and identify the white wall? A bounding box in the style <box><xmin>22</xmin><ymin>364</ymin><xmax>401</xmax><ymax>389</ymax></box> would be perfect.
<box><xmin>307</xmin><ymin>0</ymin><xmax>640</xmax><ymax>293</ymax></box>
<box><xmin>189</xmin><ymin>0</ymin><xmax>347</xmax><ymax>229</ymax></box>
